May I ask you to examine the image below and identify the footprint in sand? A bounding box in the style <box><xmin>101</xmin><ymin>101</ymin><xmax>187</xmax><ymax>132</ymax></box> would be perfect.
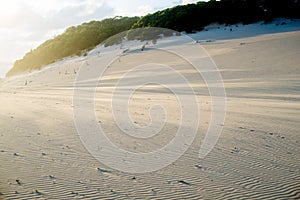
<box><xmin>97</xmin><ymin>168</ymin><xmax>111</xmax><ymax>174</ymax></box>
<box><xmin>151</xmin><ymin>189</ymin><xmax>157</xmax><ymax>195</ymax></box>
<box><xmin>231</xmin><ymin>147</ymin><xmax>240</xmax><ymax>153</ymax></box>
<box><xmin>178</xmin><ymin>180</ymin><xmax>191</xmax><ymax>186</ymax></box>
<box><xmin>195</xmin><ymin>164</ymin><xmax>203</xmax><ymax>170</ymax></box>
<box><xmin>16</xmin><ymin>179</ymin><xmax>22</xmax><ymax>185</ymax></box>
<box><xmin>34</xmin><ymin>190</ymin><xmax>42</xmax><ymax>195</ymax></box>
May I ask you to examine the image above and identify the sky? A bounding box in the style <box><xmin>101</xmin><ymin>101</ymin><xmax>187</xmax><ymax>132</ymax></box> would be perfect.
<box><xmin>0</xmin><ymin>0</ymin><xmax>201</xmax><ymax>77</ymax></box>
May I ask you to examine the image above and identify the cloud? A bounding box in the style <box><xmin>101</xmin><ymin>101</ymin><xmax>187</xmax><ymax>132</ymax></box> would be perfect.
<box><xmin>181</xmin><ymin>0</ymin><xmax>199</xmax><ymax>4</ymax></box>
<box><xmin>48</xmin><ymin>2</ymin><xmax>114</xmax><ymax>30</ymax></box>
<box><xmin>114</xmin><ymin>4</ymin><xmax>154</xmax><ymax>17</ymax></box>
<box><xmin>0</xmin><ymin>2</ymin><xmax>42</xmax><ymax>30</ymax></box>
<box><xmin>137</xmin><ymin>5</ymin><xmax>154</xmax><ymax>15</ymax></box>
<box><xmin>0</xmin><ymin>1</ymin><xmax>114</xmax><ymax>32</ymax></box>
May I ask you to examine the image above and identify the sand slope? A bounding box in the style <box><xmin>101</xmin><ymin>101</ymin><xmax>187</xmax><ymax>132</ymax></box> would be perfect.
<box><xmin>0</xmin><ymin>25</ymin><xmax>300</xmax><ymax>199</ymax></box>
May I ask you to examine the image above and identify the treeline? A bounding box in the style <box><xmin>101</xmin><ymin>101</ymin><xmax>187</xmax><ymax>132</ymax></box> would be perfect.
<box><xmin>132</xmin><ymin>0</ymin><xmax>300</xmax><ymax>32</ymax></box>
<box><xmin>6</xmin><ymin>16</ymin><xmax>139</xmax><ymax>77</ymax></box>
<box><xmin>6</xmin><ymin>0</ymin><xmax>300</xmax><ymax>77</ymax></box>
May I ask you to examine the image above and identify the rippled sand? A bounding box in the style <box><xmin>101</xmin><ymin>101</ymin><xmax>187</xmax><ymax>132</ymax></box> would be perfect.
<box><xmin>0</xmin><ymin>30</ymin><xmax>299</xmax><ymax>199</ymax></box>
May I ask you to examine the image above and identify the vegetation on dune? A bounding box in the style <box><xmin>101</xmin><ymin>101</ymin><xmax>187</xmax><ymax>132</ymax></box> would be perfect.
<box><xmin>6</xmin><ymin>0</ymin><xmax>300</xmax><ymax>77</ymax></box>
<box><xmin>132</xmin><ymin>0</ymin><xmax>300</xmax><ymax>32</ymax></box>
<box><xmin>6</xmin><ymin>16</ymin><xmax>139</xmax><ymax>77</ymax></box>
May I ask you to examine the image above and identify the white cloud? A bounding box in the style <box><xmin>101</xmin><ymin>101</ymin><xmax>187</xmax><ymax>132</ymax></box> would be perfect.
<box><xmin>113</xmin><ymin>4</ymin><xmax>154</xmax><ymax>17</ymax></box>
<box><xmin>0</xmin><ymin>2</ymin><xmax>114</xmax><ymax>32</ymax></box>
<box><xmin>181</xmin><ymin>0</ymin><xmax>199</xmax><ymax>5</ymax></box>
<box><xmin>137</xmin><ymin>5</ymin><xmax>154</xmax><ymax>15</ymax></box>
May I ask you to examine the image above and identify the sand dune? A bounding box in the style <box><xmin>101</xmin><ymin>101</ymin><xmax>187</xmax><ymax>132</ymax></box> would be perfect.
<box><xmin>0</xmin><ymin>23</ymin><xmax>300</xmax><ymax>199</ymax></box>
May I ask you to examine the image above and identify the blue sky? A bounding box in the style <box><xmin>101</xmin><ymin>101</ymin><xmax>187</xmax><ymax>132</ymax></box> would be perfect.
<box><xmin>0</xmin><ymin>0</ymin><xmax>201</xmax><ymax>77</ymax></box>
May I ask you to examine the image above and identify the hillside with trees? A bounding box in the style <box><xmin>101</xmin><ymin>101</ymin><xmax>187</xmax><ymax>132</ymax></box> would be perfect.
<box><xmin>6</xmin><ymin>17</ymin><xmax>139</xmax><ymax>77</ymax></box>
<box><xmin>6</xmin><ymin>0</ymin><xmax>300</xmax><ymax>77</ymax></box>
<box><xmin>132</xmin><ymin>0</ymin><xmax>300</xmax><ymax>32</ymax></box>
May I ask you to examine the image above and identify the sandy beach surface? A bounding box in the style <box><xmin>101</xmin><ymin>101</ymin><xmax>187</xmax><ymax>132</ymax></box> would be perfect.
<box><xmin>0</xmin><ymin>23</ymin><xmax>300</xmax><ymax>199</ymax></box>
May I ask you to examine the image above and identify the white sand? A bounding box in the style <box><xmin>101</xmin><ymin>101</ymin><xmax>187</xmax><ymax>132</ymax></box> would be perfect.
<box><xmin>0</xmin><ymin>22</ymin><xmax>299</xmax><ymax>199</ymax></box>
